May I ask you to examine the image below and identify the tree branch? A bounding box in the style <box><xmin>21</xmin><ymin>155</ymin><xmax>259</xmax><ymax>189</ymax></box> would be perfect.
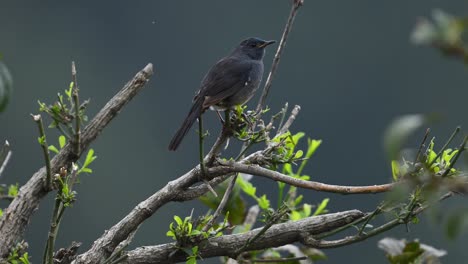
<box><xmin>255</xmin><ymin>0</ymin><xmax>304</xmax><ymax>115</ymax></box>
<box><xmin>212</xmin><ymin>161</ymin><xmax>395</xmax><ymax>194</ymax></box>
<box><xmin>122</xmin><ymin>210</ymin><xmax>364</xmax><ymax>264</ymax></box>
<box><xmin>0</xmin><ymin>63</ymin><xmax>153</xmax><ymax>257</ymax></box>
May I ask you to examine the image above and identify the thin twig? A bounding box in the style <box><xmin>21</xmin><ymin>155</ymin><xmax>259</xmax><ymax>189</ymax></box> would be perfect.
<box><xmin>206</xmin><ymin>110</ymin><xmax>232</xmax><ymax>166</ymax></box>
<box><xmin>71</xmin><ymin>61</ymin><xmax>81</xmax><ymax>156</ymax></box>
<box><xmin>441</xmin><ymin>135</ymin><xmax>467</xmax><ymax>177</ymax></box>
<box><xmin>429</xmin><ymin>126</ymin><xmax>461</xmax><ymax>167</ymax></box>
<box><xmin>305</xmin><ymin>192</ymin><xmax>455</xmax><ymax>249</ymax></box>
<box><xmin>255</xmin><ymin>0</ymin><xmax>304</xmax><ymax>116</ymax></box>
<box><xmin>0</xmin><ymin>141</ymin><xmax>12</xmax><ymax>179</ymax></box>
<box><xmin>43</xmin><ymin>198</ymin><xmax>65</xmax><ymax>264</ymax></box>
<box><xmin>276</xmin><ymin>105</ymin><xmax>301</xmax><ymax>136</ymax></box>
<box><xmin>358</xmin><ymin>203</ymin><xmax>385</xmax><ymax>235</ymax></box>
<box><xmin>414</xmin><ymin>128</ymin><xmax>430</xmax><ymax>164</ymax></box>
<box><xmin>198</xmin><ymin>116</ymin><xmax>218</xmax><ymax>197</ymax></box>
<box><xmin>202</xmin><ymin>173</ymin><xmax>238</xmax><ymax>232</ymax></box>
<box><xmin>236</xmin><ymin>205</ymin><xmax>289</xmax><ymax>256</ymax></box>
<box><xmin>275</xmin><ymin>103</ymin><xmax>289</xmax><ymax>136</ymax></box>
<box><xmin>32</xmin><ymin>114</ymin><xmax>53</xmax><ymax>190</ymax></box>
<box><xmin>198</xmin><ymin>116</ymin><xmax>207</xmax><ymax>177</ymax></box>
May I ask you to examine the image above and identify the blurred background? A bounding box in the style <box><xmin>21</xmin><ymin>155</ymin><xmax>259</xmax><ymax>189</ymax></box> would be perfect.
<box><xmin>1</xmin><ymin>0</ymin><xmax>467</xmax><ymax>263</ymax></box>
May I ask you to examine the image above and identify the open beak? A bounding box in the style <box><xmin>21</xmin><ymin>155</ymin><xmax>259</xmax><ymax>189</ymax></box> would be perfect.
<box><xmin>258</xmin><ymin>40</ymin><xmax>276</xmax><ymax>48</ymax></box>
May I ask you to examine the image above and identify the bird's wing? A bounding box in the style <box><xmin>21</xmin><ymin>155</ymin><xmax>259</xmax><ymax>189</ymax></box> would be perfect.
<box><xmin>198</xmin><ymin>57</ymin><xmax>253</xmax><ymax>107</ymax></box>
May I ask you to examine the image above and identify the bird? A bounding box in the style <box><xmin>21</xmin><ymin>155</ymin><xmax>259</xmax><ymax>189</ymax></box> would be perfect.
<box><xmin>168</xmin><ymin>37</ymin><xmax>276</xmax><ymax>151</ymax></box>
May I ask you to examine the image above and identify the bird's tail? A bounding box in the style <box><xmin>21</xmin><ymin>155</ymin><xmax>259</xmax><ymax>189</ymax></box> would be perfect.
<box><xmin>168</xmin><ymin>96</ymin><xmax>204</xmax><ymax>151</ymax></box>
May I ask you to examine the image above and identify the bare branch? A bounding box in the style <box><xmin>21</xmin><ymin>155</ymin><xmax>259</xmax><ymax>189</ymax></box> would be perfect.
<box><xmin>213</xmin><ymin>161</ymin><xmax>395</xmax><ymax>194</ymax></box>
<box><xmin>255</xmin><ymin>0</ymin><xmax>304</xmax><ymax>115</ymax></box>
<box><xmin>0</xmin><ymin>63</ymin><xmax>153</xmax><ymax>257</ymax></box>
<box><xmin>0</xmin><ymin>140</ymin><xmax>12</xmax><ymax>179</ymax></box>
<box><xmin>276</xmin><ymin>105</ymin><xmax>301</xmax><ymax>136</ymax></box>
<box><xmin>122</xmin><ymin>210</ymin><xmax>364</xmax><ymax>264</ymax></box>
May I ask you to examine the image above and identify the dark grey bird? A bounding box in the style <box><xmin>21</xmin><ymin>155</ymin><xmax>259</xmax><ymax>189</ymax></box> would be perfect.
<box><xmin>168</xmin><ymin>37</ymin><xmax>276</xmax><ymax>151</ymax></box>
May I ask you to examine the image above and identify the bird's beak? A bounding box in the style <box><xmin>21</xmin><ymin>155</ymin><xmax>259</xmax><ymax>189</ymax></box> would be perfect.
<box><xmin>258</xmin><ymin>40</ymin><xmax>276</xmax><ymax>48</ymax></box>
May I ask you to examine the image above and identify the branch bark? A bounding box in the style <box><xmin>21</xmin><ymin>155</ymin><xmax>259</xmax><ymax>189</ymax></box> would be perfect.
<box><xmin>0</xmin><ymin>63</ymin><xmax>153</xmax><ymax>257</ymax></box>
<box><xmin>122</xmin><ymin>210</ymin><xmax>364</xmax><ymax>264</ymax></box>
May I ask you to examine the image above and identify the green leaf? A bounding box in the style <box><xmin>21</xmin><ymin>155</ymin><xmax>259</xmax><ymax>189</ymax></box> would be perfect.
<box><xmin>237</xmin><ymin>176</ymin><xmax>256</xmax><ymax>198</ymax></box>
<box><xmin>59</xmin><ymin>135</ymin><xmax>66</xmax><ymax>148</ymax></box>
<box><xmin>283</xmin><ymin>163</ymin><xmax>293</xmax><ymax>175</ymax></box>
<box><xmin>37</xmin><ymin>136</ymin><xmax>46</xmax><ymax>145</ymax></box>
<box><xmin>8</xmin><ymin>184</ymin><xmax>18</xmax><ymax>197</ymax></box>
<box><xmin>383</xmin><ymin>114</ymin><xmax>426</xmax><ymax>160</ymax></box>
<box><xmin>0</xmin><ymin>208</ymin><xmax>3</xmax><ymax>218</ymax></box>
<box><xmin>257</xmin><ymin>195</ymin><xmax>270</xmax><ymax>210</ymax></box>
<box><xmin>186</xmin><ymin>257</ymin><xmax>197</xmax><ymax>264</ymax></box>
<box><xmin>83</xmin><ymin>149</ymin><xmax>97</xmax><ymax>168</ymax></box>
<box><xmin>391</xmin><ymin>160</ymin><xmax>400</xmax><ymax>180</ymax></box>
<box><xmin>290</xmin><ymin>210</ymin><xmax>301</xmax><ymax>221</ymax></box>
<box><xmin>0</xmin><ymin>61</ymin><xmax>13</xmax><ymax>113</ymax></box>
<box><xmin>48</xmin><ymin>145</ymin><xmax>59</xmax><ymax>154</ymax></box>
<box><xmin>294</xmin><ymin>150</ymin><xmax>303</xmax><ymax>159</ymax></box>
<box><xmin>65</xmin><ymin>82</ymin><xmax>73</xmax><ymax>98</ymax></box>
<box><xmin>174</xmin><ymin>215</ymin><xmax>183</xmax><ymax>226</ymax></box>
<box><xmin>303</xmin><ymin>203</ymin><xmax>312</xmax><ymax>217</ymax></box>
<box><xmin>313</xmin><ymin>198</ymin><xmax>329</xmax><ymax>216</ymax></box>
<box><xmin>79</xmin><ymin>167</ymin><xmax>92</xmax><ymax>174</ymax></box>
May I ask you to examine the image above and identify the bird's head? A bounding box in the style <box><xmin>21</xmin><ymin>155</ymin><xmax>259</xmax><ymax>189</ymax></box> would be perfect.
<box><xmin>234</xmin><ymin>37</ymin><xmax>276</xmax><ymax>60</ymax></box>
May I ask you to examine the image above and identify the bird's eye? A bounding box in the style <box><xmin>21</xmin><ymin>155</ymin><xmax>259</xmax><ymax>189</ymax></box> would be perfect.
<box><xmin>250</xmin><ymin>43</ymin><xmax>257</xmax><ymax>48</ymax></box>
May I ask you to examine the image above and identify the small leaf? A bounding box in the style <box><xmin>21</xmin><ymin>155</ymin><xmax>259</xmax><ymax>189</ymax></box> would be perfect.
<box><xmin>174</xmin><ymin>215</ymin><xmax>183</xmax><ymax>226</ymax></box>
<box><xmin>303</xmin><ymin>203</ymin><xmax>312</xmax><ymax>217</ymax></box>
<box><xmin>8</xmin><ymin>184</ymin><xmax>18</xmax><ymax>197</ymax></box>
<box><xmin>294</xmin><ymin>150</ymin><xmax>303</xmax><ymax>159</ymax></box>
<box><xmin>313</xmin><ymin>198</ymin><xmax>329</xmax><ymax>216</ymax></box>
<box><xmin>59</xmin><ymin>135</ymin><xmax>66</xmax><ymax>148</ymax></box>
<box><xmin>391</xmin><ymin>160</ymin><xmax>400</xmax><ymax>180</ymax></box>
<box><xmin>48</xmin><ymin>145</ymin><xmax>59</xmax><ymax>154</ymax></box>
<box><xmin>257</xmin><ymin>195</ymin><xmax>270</xmax><ymax>210</ymax></box>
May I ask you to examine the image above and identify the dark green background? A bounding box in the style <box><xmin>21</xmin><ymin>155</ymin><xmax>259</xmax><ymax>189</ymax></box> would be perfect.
<box><xmin>1</xmin><ymin>1</ymin><xmax>467</xmax><ymax>263</ymax></box>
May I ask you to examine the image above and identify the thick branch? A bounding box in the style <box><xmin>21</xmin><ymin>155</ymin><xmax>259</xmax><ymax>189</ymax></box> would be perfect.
<box><xmin>0</xmin><ymin>63</ymin><xmax>153</xmax><ymax>257</ymax></box>
<box><xmin>122</xmin><ymin>210</ymin><xmax>364</xmax><ymax>264</ymax></box>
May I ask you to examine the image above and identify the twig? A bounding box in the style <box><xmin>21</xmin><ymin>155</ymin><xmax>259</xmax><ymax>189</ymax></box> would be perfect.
<box><xmin>0</xmin><ymin>195</ymin><xmax>14</xmax><ymax>201</ymax></box>
<box><xmin>236</xmin><ymin>205</ymin><xmax>290</xmax><ymax>256</ymax></box>
<box><xmin>198</xmin><ymin>116</ymin><xmax>206</xmax><ymax>177</ymax></box>
<box><xmin>32</xmin><ymin>114</ymin><xmax>53</xmax><ymax>190</ymax></box>
<box><xmin>0</xmin><ymin>141</ymin><xmax>12</xmax><ymax>179</ymax></box>
<box><xmin>429</xmin><ymin>126</ymin><xmax>461</xmax><ymax>167</ymax></box>
<box><xmin>71</xmin><ymin>61</ymin><xmax>81</xmax><ymax>156</ymax></box>
<box><xmin>206</xmin><ymin>110</ymin><xmax>232</xmax><ymax>166</ymax></box>
<box><xmin>275</xmin><ymin>103</ymin><xmax>289</xmax><ymax>136</ymax></box>
<box><xmin>255</xmin><ymin>0</ymin><xmax>304</xmax><ymax>116</ymax></box>
<box><xmin>414</xmin><ymin>128</ymin><xmax>430</xmax><ymax>164</ymax></box>
<box><xmin>358</xmin><ymin>203</ymin><xmax>385</xmax><ymax>235</ymax></box>
<box><xmin>214</xmin><ymin>161</ymin><xmax>395</xmax><ymax>194</ymax></box>
<box><xmin>441</xmin><ymin>135</ymin><xmax>467</xmax><ymax>177</ymax></box>
<box><xmin>202</xmin><ymin>173</ymin><xmax>238</xmax><ymax>232</ymax></box>
<box><xmin>43</xmin><ymin>198</ymin><xmax>64</xmax><ymax>264</ymax></box>
<box><xmin>276</xmin><ymin>105</ymin><xmax>301</xmax><ymax>136</ymax></box>
<box><xmin>302</xmin><ymin>192</ymin><xmax>455</xmax><ymax>249</ymax></box>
